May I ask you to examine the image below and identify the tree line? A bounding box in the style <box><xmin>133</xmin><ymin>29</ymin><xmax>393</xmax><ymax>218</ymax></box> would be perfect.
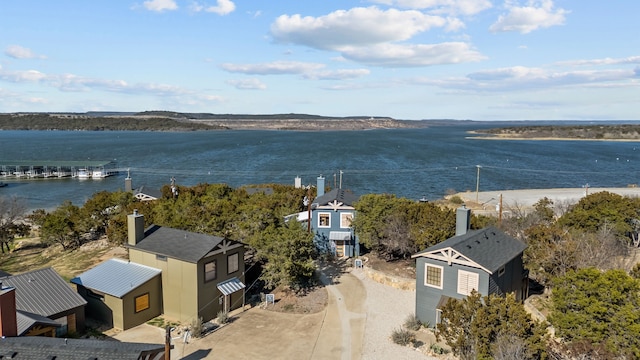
<box><xmin>2</xmin><ymin>185</ymin><xmax>640</xmax><ymax>358</ymax></box>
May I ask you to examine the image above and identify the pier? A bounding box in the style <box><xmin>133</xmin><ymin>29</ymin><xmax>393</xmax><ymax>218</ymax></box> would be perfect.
<box><xmin>0</xmin><ymin>160</ymin><xmax>118</xmax><ymax>180</ymax></box>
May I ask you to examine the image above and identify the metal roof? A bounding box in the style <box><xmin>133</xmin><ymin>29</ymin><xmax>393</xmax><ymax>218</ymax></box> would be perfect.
<box><xmin>16</xmin><ymin>309</ymin><xmax>61</xmax><ymax>336</ymax></box>
<box><xmin>329</xmin><ymin>231</ymin><xmax>352</xmax><ymax>241</ymax></box>
<box><xmin>0</xmin><ymin>160</ymin><xmax>113</xmax><ymax>167</ymax></box>
<box><xmin>71</xmin><ymin>258</ymin><xmax>161</xmax><ymax>298</ymax></box>
<box><xmin>413</xmin><ymin>226</ymin><xmax>527</xmax><ymax>273</ymax></box>
<box><xmin>0</xmin><ymin>267</ymin><xmax>87</xmax><ymax>317</ymax></box>
<box><xmin>134</xmin><ymin>225</ymin><xmax>227</xmax><ymax>263</ymax></box>
<box><xmin>217</xmin><ymin>277</ymin><xmax>245</xmax><ymax>296</ymax></box>
<box><xmin>0</xmin><ymin>336</ymin><xmax>165</xmax><ymax>360</ymax></box>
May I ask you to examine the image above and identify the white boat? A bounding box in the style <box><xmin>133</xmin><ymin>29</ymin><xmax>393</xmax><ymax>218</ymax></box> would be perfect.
<box><xmin>76</xmin><ymin>169</ymin><xmax>91</xmax><ymax>179</ymax></box>
<box><xmin>92</xmin><ymin>170</ymin><xmax>105</xmax><ymax>179</ymax></box>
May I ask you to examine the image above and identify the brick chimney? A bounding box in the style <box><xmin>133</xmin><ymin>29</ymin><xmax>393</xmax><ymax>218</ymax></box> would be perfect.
<box><xmin>0</xmin><ymin>282</ymin><xmax>18</xmax><ymax>337</ymax></box>
<box><xmin>127</xmin><ymin>209</ymin><xmax>145</xmax><ymax>246</ymax></box>
<box><xmin>455</xmin><ymin>205</ymin><xmax>471</xmax><ymax>236</ymax></box>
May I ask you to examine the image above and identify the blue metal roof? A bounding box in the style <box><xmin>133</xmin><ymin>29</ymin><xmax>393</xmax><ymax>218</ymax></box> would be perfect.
<box><xmin>71</xmin><ymin>258</ymin><xmax>161</xmax><ymax>298</ymax></box>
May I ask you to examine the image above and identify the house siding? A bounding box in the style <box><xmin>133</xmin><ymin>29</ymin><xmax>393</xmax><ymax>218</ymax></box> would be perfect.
<box><xmin>311</xmin><ymin>208</ymin><xmax>357</xmax><ymax>257</ymax></box>
<box><xmin>197</xmin><ymin>250</ymin><xmax>245</xmax><ymax>322</ymax></box>
<box><xmin>415</xmin><ymin>257</ymin><xmax>490</xmax><ymax>327</ymax></box>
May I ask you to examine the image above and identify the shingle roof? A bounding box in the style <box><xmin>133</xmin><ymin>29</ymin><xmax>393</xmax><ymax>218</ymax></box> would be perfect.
<box><xmin>0</xmin><ymin>336</ymin><xmax>165</xmax><ymax>360</ymax></box>
<box><xmin>71</xmin><ymin>258</ymin><xmax>161</xmax><ymax>298</ymax></box>
<box><xmin>414</xmin><ymin>226</ymin><xmax>527</xmax><ymax>273</ymax></box>
<box><xmin>134</xmin><ymin>225</ymin><xmax>226</xmax><ymax>263</ymax></box>
<box><xmin>0</xmin><ymin>267</ymin><xmax>87</xmax><ymax>317</ymax></box>
<box><xmin>313</xmin><ymin>188</ymin><xmax>359</xmax><ymax>207</ymax></box>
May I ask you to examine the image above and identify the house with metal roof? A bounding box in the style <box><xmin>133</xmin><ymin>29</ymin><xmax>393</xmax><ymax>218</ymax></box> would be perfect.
<box><xmin>127</xmin><ymin>210</ymin><xmax>246</xmax><ymax>324</ymax></box>
<box><xmin>412</xmin><ymin>206</ymin><xmax>529</xmax><ymax>327</ymax></box>
<box><xmin>0</xmin><ymin>267</ymin><xmax>87</xmax><ymax>337</ymax></box>
<box><xmin>310</xmin><ymin>176</ymin><xmax>359</xmax><ymax>257</ymax></box>
<box><xmin>0</xmin><ymin>336</ymin><xmax>166</xmax><ymax>360</ymax></box>
<box><xmin>71</xmin><ymin>258</ymin><xmax>162</xmax><ymax>330</ymax></box>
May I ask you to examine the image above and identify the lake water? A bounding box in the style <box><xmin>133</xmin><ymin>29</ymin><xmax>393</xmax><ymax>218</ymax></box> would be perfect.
<box><xmin>2</xmin><ymin>124</ymin><xmax>640</xmax><ymax>211</ymax></box>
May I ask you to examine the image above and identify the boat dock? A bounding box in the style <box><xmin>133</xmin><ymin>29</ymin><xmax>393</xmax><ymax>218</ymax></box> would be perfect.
<box><xmin>0</xmin><ymin>160</ymin><xmax>118</xmax><ymax>179</ymax></box>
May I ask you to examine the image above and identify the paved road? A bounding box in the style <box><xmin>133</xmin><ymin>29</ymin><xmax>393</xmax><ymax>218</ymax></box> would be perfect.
<box><xmin>456</xmin><ymin>187</ymin><xmax>640</xmax><ymax>212</ymax></box>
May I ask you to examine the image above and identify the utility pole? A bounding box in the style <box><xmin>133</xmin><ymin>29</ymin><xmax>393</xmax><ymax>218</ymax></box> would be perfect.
<box><xmin>475</xmin><ymin>165</ymin><xmax>482</xmax><ymax>204</ymax></box>
<box><xmin>339</xmin><ymin>170</ymin><xmax>343</xmax><ymax>189</ymax></box>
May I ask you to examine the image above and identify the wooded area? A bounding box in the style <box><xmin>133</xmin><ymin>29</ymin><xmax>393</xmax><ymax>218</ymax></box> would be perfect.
<box><xmin>475</xmin><ymin>124</ymin><xmax>640</xmax><ymax>140</ymax></box>
<box><xmin>1</xmin><ymin>185</ymin><xmax>640</xmax><ymax>358</ymax></box>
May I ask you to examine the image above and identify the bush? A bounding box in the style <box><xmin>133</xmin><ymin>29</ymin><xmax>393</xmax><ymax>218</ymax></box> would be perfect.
<box><xmin>430</xmin><ymin>343</ymin><xmax>448</xmax><ymax>355</ymax></box>
<box><xmin>190</xmin><ymin>317</ymin><xmax>203</xmax><ymax>338</ymax></box>
<box><xmin>449</xmin><ymin>195</ymin><xmax>464</xmax><ymax>205</ymax></box>
<box><xmin>391</xmin><ymin>327</ymin><xmax>415</xmax><ymax>346</ymax></box>
<box><xmin>217</xmin><ymin>310</ymin><xmax>229</xmax><ymax>325</ymax></box>
<box><xmin>403</xmin><ymin>314</ymin><xmax>422</xmax><ymax>331</ymax></box>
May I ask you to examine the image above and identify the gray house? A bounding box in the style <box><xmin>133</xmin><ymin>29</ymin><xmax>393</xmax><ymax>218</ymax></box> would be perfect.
<box><xmin>412</xmin><ymin>206</ymin><xmax>528</xmax><ymax>327</ymax></box>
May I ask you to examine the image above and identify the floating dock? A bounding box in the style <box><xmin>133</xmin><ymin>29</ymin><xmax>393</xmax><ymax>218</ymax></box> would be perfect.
<box><xmin>0</xmin><ymin>160</ymin><xmax>118</xmax><ymax>179</ymax></box>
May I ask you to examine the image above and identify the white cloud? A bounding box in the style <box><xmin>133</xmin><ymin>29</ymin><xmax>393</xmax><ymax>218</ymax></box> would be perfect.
<box><xmin>341</xmin><ymin>42</ymin><xmax>486</xmax><ymax>67</ymax></box>
<box><xmin>303</xmin><ymin>69</ymin><xmax>371</xmax><ymax>80</ymax></box>
<box><xmin>271</xmin><ymin>7</ymin><xmax>447</xmax><ymax>50</ymax></box>
<box><xmin>0</xmin><ymin>69</ymin><xmax>48</xmax><ymax>82</ymax></box>
<box><xmin>220</xmin><ymin>61</ymin><xmax>325</xmax><ymax>75</ymax></box>
<box><xmin>143</xmin><ymin>0</ymin><xmax>178</xmax><ymax>12</ymax></box>
<box><xmin>368</xmin><ymin>0</ymin><xmax>492</xmax><ymax>16</ymax></box>
<box><xmin>191</xmin><ymin>0</ymin><xmax>236</xmax><ymax>15</ymax></box>
<box><xmin>557</xmin><ymin>56</ymin><xmax>640</xmax><ymax>67</ymax></box>
<box><xmin>5</xmin><ymin>45</ymin><xmax>47</xmax><ymax>60</ymax></box>
<box><xmin>226</xmin><ymin>78</ymin><xmax>267</xmax><ymax>90</ymax></box>
<box><xmin>490</xmin><ymin>0</ymin><xmax>568</xmax><ymax>34</ymax></box>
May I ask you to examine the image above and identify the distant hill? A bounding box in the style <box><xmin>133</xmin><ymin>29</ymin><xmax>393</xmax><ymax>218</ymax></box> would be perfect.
<box><xmin>0</xmin><ymin>112</ymin><xmax>426</xmax><ymax>131</ymax></box>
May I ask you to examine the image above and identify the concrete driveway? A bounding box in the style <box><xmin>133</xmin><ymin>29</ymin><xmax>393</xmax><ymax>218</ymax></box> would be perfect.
<box><xmin>113</xmin><ymin>267</ymin><xmax>368</xmax><ymax>360</ymax></box>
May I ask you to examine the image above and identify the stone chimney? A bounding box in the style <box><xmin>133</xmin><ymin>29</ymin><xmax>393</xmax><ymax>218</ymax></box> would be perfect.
<box><xmin>0</xmin><ymin>282</ymin><xmax>18</xmax><ymax>337</ymax></box>
<box><xmin>317</xmin><ymin>175</ymin><xmax>325</xmax><ymax>197</ymax></box>
<box><xmin>455</xmin><ymin>205</ymin><xmax>471</xmax><ymax>236</ymax></box>
<box><xmin>127</xmin><ymin>209</ymin><xmax>145</xmax><ymax>246</ymax></box>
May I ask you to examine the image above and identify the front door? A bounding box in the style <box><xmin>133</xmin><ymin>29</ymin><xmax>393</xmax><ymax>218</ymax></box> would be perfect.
<box><xmin>335</xmin><ymin>241</ymin><xmax>344</xmax><ymax>257</ymax></box>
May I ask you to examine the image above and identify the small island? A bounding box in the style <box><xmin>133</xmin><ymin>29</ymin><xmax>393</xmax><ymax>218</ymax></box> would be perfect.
<box><xmin>470</xmin><ymin>124</ymin><xmax>640</xmax><ymax>141</ymax></box>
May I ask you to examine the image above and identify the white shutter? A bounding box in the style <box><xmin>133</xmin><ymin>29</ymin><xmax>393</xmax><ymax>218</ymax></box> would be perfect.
<box><xmin>457</xmin><ymin>270</ymin><xmax>479</xmax><ymax>296</ymax></box>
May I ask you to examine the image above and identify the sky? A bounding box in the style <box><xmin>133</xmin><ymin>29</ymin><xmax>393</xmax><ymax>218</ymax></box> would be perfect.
<box><xmin>0</xmin><ymin>1</ymin><xmax>638</xmax><ymax>121</ymax></box>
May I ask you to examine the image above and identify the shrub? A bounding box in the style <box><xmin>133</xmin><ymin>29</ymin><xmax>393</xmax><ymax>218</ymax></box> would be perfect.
<box><xmin>449</xmin><ymin>195</ymin><xmax>464</xmax><ymax>205</ymax></box>
<box><xmin>430</xmin><ymin>343</ymin><xmax>448</xmax><ymax>355</ymax></box>
<box><xmin>190</xmin><ymin>317</ymin><xmax>203</xmax><ymax>338</ymax></box>
<box><xmin>217</xmin><ymin>310</ymin><xmax>229</xmax><ymax>325</ymax></box>
<box><xmin>403</xmin><ymin>314</ymin><xmax>422</xmax><ymax>331</ymax></box>
<box><xmin>391</xmin><ymin>327</ymin><xmax>415</xmax><ymax>346</ymax></box>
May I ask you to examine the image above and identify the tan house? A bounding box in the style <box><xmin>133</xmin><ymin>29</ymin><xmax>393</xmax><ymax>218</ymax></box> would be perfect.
<box><xmin>127</xmin><ymin>210</ymin><xmax>246</xmax><ymax>324</ymax></box>
<box><xmin>71</xmin><ymin>258</ymin><xmax>163</xmax><ymax>330</ymax></box>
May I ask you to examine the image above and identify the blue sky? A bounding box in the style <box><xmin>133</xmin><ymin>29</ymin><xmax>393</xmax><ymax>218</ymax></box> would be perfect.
<box><xmin>1</xmin><ymin>0</ymin><xmax>638</xmax><ymax>120</ymax></box>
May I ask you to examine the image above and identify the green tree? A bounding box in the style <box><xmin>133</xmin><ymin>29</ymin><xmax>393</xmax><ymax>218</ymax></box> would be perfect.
<box><xmin>39</xmin><ymin>201</ymin><xmax>83</xmax><ymax>250</ymax></box>
<box><xmin>0</xmin><ymin>196</ymin><xmax>30</xmax><ymax>253</ymax></box>
<box><xmin>437</xmin><ymin>291</ymin><xmax>547</xmax><ymax>360</ymax></box>
<box><xmin>549</xmin><ymin>268</ymin><xmax>640</xmax><ymax>358</ymax></box>
<box><xmin>256</xmin><ymin>220</ymin><xmax>316</xmax><ymax>289</ymax></box>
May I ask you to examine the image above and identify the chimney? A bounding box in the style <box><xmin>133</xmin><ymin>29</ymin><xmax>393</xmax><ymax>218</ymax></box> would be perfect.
<box><xmin>0</xmin><ymin>283</ymin><xmax>18</xmax><ymax>337</ymax></box>
<box><xmin>127</xmin><ymin>210</ymin><xmax>145</xmax><ymax>246</ymax></box>
<box><xmin>124</xmin><ymin>169</ymin><xmax>132</xmax><ymax>193</ymax></box>
<box><xmin>455</xmin><ymin>205</ymin><xmax>471</xmax><ymax>236</ymax></box>
<box><xmin>317</xmin><ymin>175</ymin><xmax>325</xmax><ymax>197</ymax></box>
<box><xmin>294</xmin><ymin>176</ymin><xmax>302</xmax><ymax>189</ymax></box>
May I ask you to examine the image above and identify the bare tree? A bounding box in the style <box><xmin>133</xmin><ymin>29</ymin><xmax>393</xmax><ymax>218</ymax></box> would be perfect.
<box><xmin>0</xmin><ymin>196</ymin><xmax>30</xmax><ymax>253</ymax></box>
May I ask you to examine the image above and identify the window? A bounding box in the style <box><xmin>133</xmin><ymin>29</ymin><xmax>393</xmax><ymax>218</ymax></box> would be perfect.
<box><xmin>340</xmin><ymin>213</ymin><xmax>353</xmax><ymax>228</ymax></box>
<box><xmin>205</xmin><ymin>260</ymin><xmax>217</xmax><ymax>282</ymax></box>
<box><xmin>498</xmin><ymin>266</ymin><xmax>505</xmax><ymax>277</ymax></box>
<box><xmin>228</xmin><ymin>253</ymin><xmax>239</xmax><ymax>274</ymax></box>
<box><xmin>135</xmin><ymin>293</ymin><xmax>150</xmax><ymax>313</ymax></box>
<box><xmin>318</xmin><ymin>213</ymin><xmax>331</xmax><ymax>227</ymax></box>
<box><xmin>156</xmin><ymin>254</ymin><xmax>167</xmax><ymax>261</ymax></box>
<box><xmin>425</xmin><ymin>264</ymin><xmax>443</xmax><ymax>289</ymax></box>
<box><xmin>457</xmin><ymin>270</ymin><xmax>479</xmax><ymax>296</ymax></box>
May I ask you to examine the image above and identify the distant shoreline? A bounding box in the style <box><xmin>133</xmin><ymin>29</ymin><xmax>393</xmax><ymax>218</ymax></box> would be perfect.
<box><xmin>466</xmin><ymin>131</ymin><xmax>640</xmax><ymax>142</ymax></box>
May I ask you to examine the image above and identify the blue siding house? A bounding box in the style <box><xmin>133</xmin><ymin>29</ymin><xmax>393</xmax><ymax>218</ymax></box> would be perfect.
<box><xmin>310</xmin><ymin>176</ymin><xmax>360</xmax><ymax>258</ymax></box>
<box><xmin>412</xmin><ymin>206</ymin><xmax>528</xmax><ymax>327</ymax></box>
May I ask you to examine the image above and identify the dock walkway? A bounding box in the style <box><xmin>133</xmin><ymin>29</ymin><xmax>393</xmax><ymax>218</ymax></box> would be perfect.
<box><xmin>0</xmin><ymin>160</ymin><xmax>117</xmax><ymax>179</ymax></box>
